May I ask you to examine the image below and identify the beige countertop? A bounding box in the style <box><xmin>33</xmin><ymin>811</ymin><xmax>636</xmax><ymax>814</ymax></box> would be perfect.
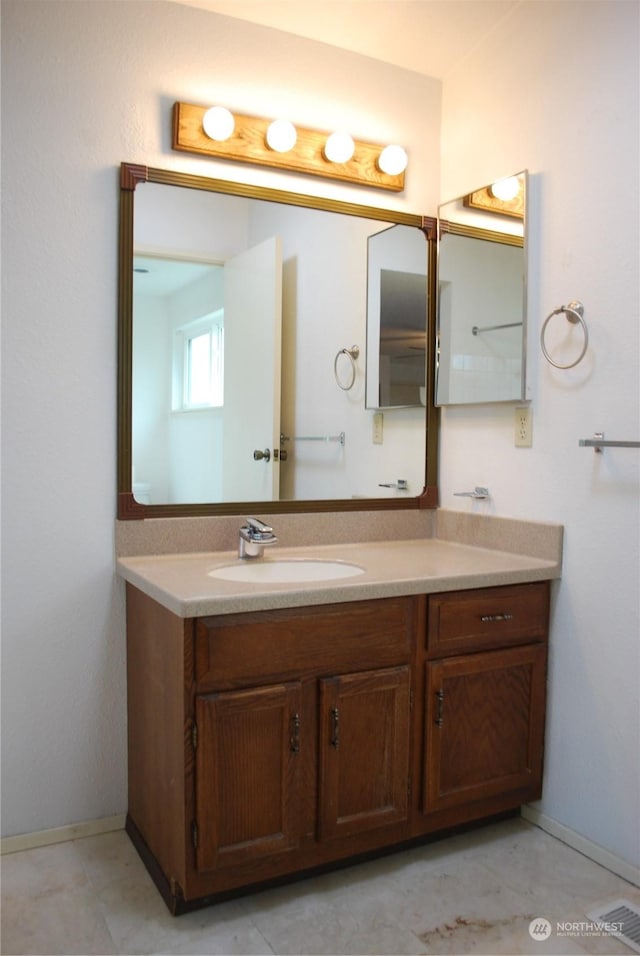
<box><xmin>116</xmin><ymin>535</ymin><xmax>561</xmax><ymax>618</ymax></box>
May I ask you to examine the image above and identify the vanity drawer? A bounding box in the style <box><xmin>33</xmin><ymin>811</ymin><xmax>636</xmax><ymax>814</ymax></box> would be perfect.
<box><xmin>195</xmin><ymin>596</ymin><xmax>416</xmax><ymax>691</ymax></box>
<box><xmin>427</xmin><ymin>582</ymin><xmax>549</xmax><ymax>657</ymax></box>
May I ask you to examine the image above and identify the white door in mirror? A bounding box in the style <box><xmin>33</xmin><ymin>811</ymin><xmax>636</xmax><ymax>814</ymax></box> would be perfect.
<box><xmin>222</xmin><ymin>236</ymin><xmax>283</xmax><ymax>501</ymax></box>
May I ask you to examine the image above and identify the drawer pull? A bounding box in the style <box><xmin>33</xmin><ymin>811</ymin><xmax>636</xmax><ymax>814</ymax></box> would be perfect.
<box><xmin>480</xmin><ymin>613</ymin><xmax>514</xmax><ymax>623</ymax></box>
<box><xmin>330</xmin><ymin>707</ymin><xmax>340</xmax><ymax>749</ymax></box>
<box><xmin>290</xmin><ymin>713</ymin><xmax>301</xmax><ymax>754</ymax></box>
<box><xmin>435</xmin><ymin>690</ymin><xmax>444</xmax><ymax>727</ymax></box>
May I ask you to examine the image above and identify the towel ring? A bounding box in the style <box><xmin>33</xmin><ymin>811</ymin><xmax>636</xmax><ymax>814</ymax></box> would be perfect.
<box><xmin>540</xmin><ymin>300</ymin><xmax>589</xmax><ymax>369</ymax></box>
<box><xmin>334</xmin><ymin>345</ymin><xmax>359</xmax><ymax>391</ymax></box>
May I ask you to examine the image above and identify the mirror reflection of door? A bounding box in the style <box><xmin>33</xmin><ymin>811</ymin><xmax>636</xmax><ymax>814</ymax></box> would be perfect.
<box><xmin>222</xmin><ymin>237</ymin><xmax>282</xmax><ymax>502</ymax></box>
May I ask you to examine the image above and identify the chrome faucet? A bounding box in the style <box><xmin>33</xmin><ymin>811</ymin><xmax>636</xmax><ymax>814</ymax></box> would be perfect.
<box><xmin>238</xmin><ymin>517</ymin><xmax>278</xmax><ymax>559</ymax></box>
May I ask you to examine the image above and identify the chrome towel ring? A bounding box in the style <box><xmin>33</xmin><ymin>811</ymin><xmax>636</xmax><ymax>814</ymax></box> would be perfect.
<box><xmin>540</xmin><ymin>300</ymin><xmax>589</xmax><ymax>369</ymax></box>
<box><xmin>334</xmin><ymin>345</ymin><xmax>359</xmax><ymax>390</ymax></box>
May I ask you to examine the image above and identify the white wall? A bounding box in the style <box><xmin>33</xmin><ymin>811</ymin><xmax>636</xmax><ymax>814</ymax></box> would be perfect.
<box><xmin>440</xmin><ymin>0</ymin><xmax>639</xmax><ymax>870</ymax></box>
<box><xmin>0</xmin><ymin>0</ymin><xmax>440</xmax><ymax>837</ymax></box>
<box><xmin>2</xmin><ymin>0</ymin><xmax>638</xmax><ymax>878</ymax></box>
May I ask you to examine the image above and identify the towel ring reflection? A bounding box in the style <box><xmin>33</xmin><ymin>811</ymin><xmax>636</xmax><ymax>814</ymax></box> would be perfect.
<box><xmin>540</xmin><ymin>300</ymin><xmax>589</xmax><ymax>369</ymax></box>
<box><xmin>334</xmin><ymin>345</ymin><xmax>359</xmax><ymax>391</ymax></box>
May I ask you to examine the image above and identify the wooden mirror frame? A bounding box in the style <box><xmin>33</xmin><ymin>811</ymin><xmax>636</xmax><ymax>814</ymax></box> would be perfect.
<box><xmin>117</xmin><ymin>163</ymin><xmax>439</xmax><ymax>519</ymax></box>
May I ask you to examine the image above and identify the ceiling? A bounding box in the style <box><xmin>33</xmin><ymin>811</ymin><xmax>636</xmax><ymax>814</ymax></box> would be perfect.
<box><xmin>167</xmin><ymin>0</ymin><xmax>520</xmax><ymax>80</ymax></box>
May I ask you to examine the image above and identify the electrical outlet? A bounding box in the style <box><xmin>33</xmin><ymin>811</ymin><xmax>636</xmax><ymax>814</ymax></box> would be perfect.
<box><xmin>372</xmin><ymin>412</ymin><xmax>384</xmax><ymax>444</ymax></box>
<box><xmin>515</xmin><ymin>406</ymin><xmax>533</xmax><ymax>447</ymax></box>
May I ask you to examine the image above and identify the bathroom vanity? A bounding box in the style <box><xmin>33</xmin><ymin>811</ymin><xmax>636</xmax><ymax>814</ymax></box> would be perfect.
<box><xmin>115</xmin><ymin>159</ymin><xmax>555</xmax><ymax>915</ymax></box>
<box><xmin>118</xmin><ymin>522</ymin><xmax>561</xmax><ymax>914</ymax></box>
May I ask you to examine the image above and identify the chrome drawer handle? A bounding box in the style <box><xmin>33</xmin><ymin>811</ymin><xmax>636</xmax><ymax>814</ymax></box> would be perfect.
<box><xmin>481</xmin><ymin>613</ymin><xmax>514</xmax><ymax>623</ymax></box>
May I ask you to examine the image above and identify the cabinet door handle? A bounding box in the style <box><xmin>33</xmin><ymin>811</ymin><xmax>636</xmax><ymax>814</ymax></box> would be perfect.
<box><xmin>480</xmin><ymin>613</ymin><xmax>514</xmax><ymax>623</ymax></box>
<box><xmin>330</xmin><ymin>707</ymin><xmax>340</xmax><ymax>749</ymax></box>
<box><xmin>290</xmin><ymin>713</ymin><xmax>301</xmax><ymax>754</ymax></box>
<box><xmin>435</xmin><ymin>689</ymin><xmax>444</xmax><ymax>727</ymax></box>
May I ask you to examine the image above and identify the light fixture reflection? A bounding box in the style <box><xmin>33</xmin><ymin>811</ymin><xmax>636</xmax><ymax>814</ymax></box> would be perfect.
<box><xmin>377</xmin><ymin>144</ymin><xmax>408</xmax><ymax>176</ymax></box>
<box><xmin>324</xmin><ymin>131</ymin><xmax>355</xmax><ymax>164</ymax></box>
<box><xmin>266</xmin><ymin>119</ymin><xmax>297</xmax><ymax>153</ymax></box>
<box><xmin>202</xmin><ymin>106</ymin><xmax>235</xmax><ymax>142</ymax></box>
<box><xmin>490</xmin><ymin>176</ymin><xmax>520</xmax><ymax>201</ymax></box>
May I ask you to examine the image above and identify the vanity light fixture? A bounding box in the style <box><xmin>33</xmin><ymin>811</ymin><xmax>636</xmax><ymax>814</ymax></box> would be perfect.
<box><xmin>323</xmin><ymin>131</ymin><xmax>356</xmax><ymax>164</ymax></box>
<box><xmin>464</xmin><ymin>173</ymin><xmax>524</xmax><ymax>219</ymax></box>
<box><xmin>172</xmin><ymin>102</ymin><xmax>407</xmax><ymax>191</ymax></box>
<box><xmin>265</xmin><ymin>118</ymin><xmax>297</xmax><ymax>153</ymax></box>
<box><xmin>202</xmin><ymin>106</ymin><xmax>235</xmax><ymax>142</ymax></box>
<box><xmin>490</xmin><ymin>176</ymin><xmax>520</xmax><ymax>201</ymax></box>
<box><xmin>377</xmin><ymin>144</ymin><xmax>408</xmax><ymax>176</ymax></box>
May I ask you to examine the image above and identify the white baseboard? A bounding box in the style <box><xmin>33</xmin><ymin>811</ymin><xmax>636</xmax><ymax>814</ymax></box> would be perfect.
<box><xmin>522</xmin><ymin>805</ymin><xmax>640</xmax><ymax>888</ymax></box>
<box><xmin>3</xmin><ymin>807</ymin><xmax>638</xmax><ymax>889</ymax></box>
<box><xmin>1</xmin><ymin>814</ymin><xmax>126</xmax><ymax>855</ymax></box>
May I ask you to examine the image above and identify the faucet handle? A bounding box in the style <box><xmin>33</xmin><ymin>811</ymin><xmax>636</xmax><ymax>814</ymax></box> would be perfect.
<box><xmin>239</xmin><ymin>517</ymin><xmax>278</xmax><ymax>558</ymax></box>
<box><xmin>453</xmin><ymin>486</ymin><xmax>490</xmax><ymax>499</ymax></box>
<box><xmin>245</xmin><ymin>517</ymin><xmax>274</xmax><ymax>538</ymax></box>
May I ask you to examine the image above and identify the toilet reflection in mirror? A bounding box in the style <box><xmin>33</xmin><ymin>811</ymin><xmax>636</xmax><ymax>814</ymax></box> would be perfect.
<box><xmin>436</xmin><ymin>170</ymin><xmax>528</xmax><ymax>405</ymax></box>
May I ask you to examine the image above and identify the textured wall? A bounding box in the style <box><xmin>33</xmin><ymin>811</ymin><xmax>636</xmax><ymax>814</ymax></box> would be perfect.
<box><xmin>0</xmin><ymin>0</ymin><xmax>440</xmax><ymax>837</ymax></box>
<box><xmin>439</xmin><ymin>0</ymin><xmax>640</xmax><ymax>869</ymax></box>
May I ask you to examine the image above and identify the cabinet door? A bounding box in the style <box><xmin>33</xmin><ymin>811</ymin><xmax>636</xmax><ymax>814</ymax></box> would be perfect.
<box><xmin>424</xmin><ymin>644</ymin><xmax>546</xmax><ymax>813</ymax></box>
<box><xmin>195</xmin><ymin>682</ymin><xmax>302</xmax><ymax>872</ymax></box>
<box><xmin>319</xmin><ymin>666</ymin><xmax>411</xmax><ymax>841</ymax></box>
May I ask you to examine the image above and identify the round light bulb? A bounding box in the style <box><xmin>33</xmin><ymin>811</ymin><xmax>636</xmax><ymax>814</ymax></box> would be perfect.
<box><xmin>490</xmin><ymin>176</ymin><xmax>520</xmax><ymax>201</ymax></box>
<box><xmin>266</xmin><ymin>119</ymin><xmax>297</xmax><ymax>153</ymax></box>
<box><xmin>202</xmin><ymin>106</ymin><xmax>235</xmax><ymax>142</ymax></box>
<box><xmin>324</xmin><ymin>131</ymin><xmax>355</xmax><ymax>164</ymax></box>
<box><xmin>377</xmin><ymin>144</ymin><xmax>408</xmax><ymax>176</ymax></box>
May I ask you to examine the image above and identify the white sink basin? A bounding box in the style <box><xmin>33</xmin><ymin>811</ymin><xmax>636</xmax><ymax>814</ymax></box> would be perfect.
<box><xmin>209</xmin><ymin>559</ymin><xmax>365</xmax><ymax>584</ymax></box>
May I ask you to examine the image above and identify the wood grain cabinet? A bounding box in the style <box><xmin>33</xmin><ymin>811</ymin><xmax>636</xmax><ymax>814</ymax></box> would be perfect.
<box><xmin>124</xmin><ymin>579</ymin><xmax>550</xmax><ymax>913</ymax></box>
<box><xmin>419</xmin><ymin>582</ymin><xmax>549</xmax><ymax>824</ymax></box>
<box><xmin>318</xmin><ymin>665</ymin><xmax>411</xmax><ymax>841</ymax></box>
<box><xmin>194</xmin><ymin>681</ymin><xmax>303</xmax><ymax>873</ymax></box>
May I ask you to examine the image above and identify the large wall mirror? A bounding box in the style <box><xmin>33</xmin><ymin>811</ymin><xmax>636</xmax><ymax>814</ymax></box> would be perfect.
<box><xmin>436</xmin><ymin>170</ymin><xmax>528</xmax><ymax>405</ymax></box>
<box><xmin>118</xmin><ymin>164</ymin><xmax>439</xmax><ymax>518</ymax></box>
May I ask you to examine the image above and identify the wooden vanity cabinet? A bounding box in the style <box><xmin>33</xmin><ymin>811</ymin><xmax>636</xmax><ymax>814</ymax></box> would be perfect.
<box><xmin>125</xmin><ymin>579</ymin><xmax>550</xmax><ymax>913</ymax></box>
<box><xmin>419</xmin><ymin>582</ymin><xmax>550</xmax><ymax>822</ymax></box>
<box><xmin>194</xmin><ymin>681</ymin><xmax>303</xmax><ymax>873</ymax></box>
<box><xmin>126</xmin><ymin>587</ymin><xmax>416</xmax><ymax>911</ymax></box>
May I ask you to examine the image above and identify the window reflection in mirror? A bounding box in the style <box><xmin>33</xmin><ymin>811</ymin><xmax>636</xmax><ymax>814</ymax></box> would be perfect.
<box><xmin>436</xmin><ymin>170</ymin><xmax>527</xmax><ymax>406</ymax></box>
<box><xmin>121</xmin><ymin>168</ymin><xmax>438</xmax><ymax>514</ymax></box>
<box><xmin>132</xmin><ymin>257</ymin><xmax>225</xmax><ymax>503</ymax></box>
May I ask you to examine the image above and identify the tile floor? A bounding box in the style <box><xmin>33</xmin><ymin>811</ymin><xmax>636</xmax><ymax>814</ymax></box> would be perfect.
<box><xmin>1</xmin><ymin>817</ymin><xmax>638</xmax><ymax>956</ymax></box>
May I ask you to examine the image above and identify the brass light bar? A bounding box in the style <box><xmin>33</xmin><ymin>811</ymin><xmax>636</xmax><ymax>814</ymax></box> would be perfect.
<box><xmin>463</xmin><ymin>184</ymin><xmax>524</xmax><ymax>219</ymax></box>
<box><xmin>172</xmin><ymin>102</ymin><xmax>406</xmax><ymax>192</ymax></box>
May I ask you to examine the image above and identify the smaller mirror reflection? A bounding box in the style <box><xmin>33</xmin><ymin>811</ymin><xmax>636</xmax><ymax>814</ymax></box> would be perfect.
<box><xmin>365</xmin><ymin>225</ymin><xmax>428</xmax><ymax>409</ymax></box>
<box><xmin>436</xmin><ymin>170</ymin><xmax>527</xmax><ymax>406</ymax></box>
